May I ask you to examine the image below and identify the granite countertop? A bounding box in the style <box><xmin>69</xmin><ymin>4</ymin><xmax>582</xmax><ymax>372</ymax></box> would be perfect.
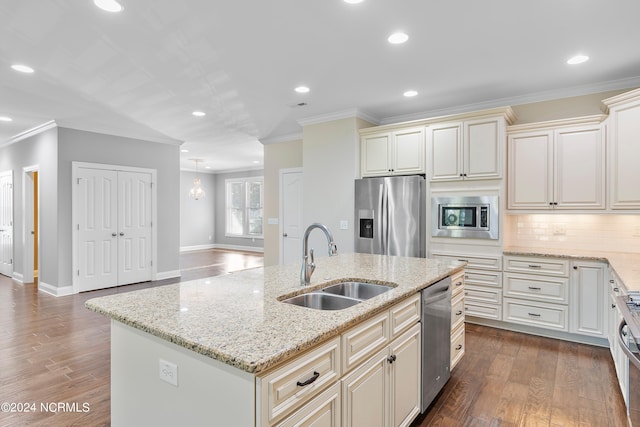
<box><xmin>85</xmin><ymin>253</ymin><xmax>464</xmax><ymax>375</ymax></box>
<box><xmin>504</xmin><ymin>246</ymin><xmax>640</xmax><ymax>291</ymax></box>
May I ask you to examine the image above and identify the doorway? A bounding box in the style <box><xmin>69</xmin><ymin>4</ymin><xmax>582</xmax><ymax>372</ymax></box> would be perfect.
<box><xmin>279</xmin><ymin>168</ymin><xmax>303</xmax><ymax>265</ymax></box>
<box><xmin>0</xmin><ymin>170</ymin><xmax>13</xmax><ymax>278</ymax></box>
<box><xmin>23</xmin><ymin>166</ymin><xmax>39</xmax><ymax>284</ymax></box>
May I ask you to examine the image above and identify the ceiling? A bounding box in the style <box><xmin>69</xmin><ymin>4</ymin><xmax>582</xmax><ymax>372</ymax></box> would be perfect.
<box><xmin>1</xmin><ymin>0</ymin><xmax>640</xmax><ymax>172</ymax></box>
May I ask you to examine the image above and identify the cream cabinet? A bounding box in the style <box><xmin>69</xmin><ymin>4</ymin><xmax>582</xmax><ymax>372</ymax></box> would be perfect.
<box><xmin>360</xmin><ymin>127</ymin><xmax>425</xmax><ymax>177</ymax></box>
<box><xmin>503</xmin><ymin>256</ymin><xmax>570</xmax><ymax>331</ymax></box>
<box><xmin>341</xmin><ymin>323</ymin><xmax>421</xmax><ymax>427</ymax></box>
<box><xmin>507</xmin><ymin>120</ymin><xmax>605</xmax><ymax>210</ymax></box>
<box><xmin>607</xmin><ymin>270</ymin><xmax>628</xmax><ymax>407</ymax></box>
<box><xmin>450</xmin><ymin>269</ymin><xmax>465</xmax><ymax>370</ymax></box>
<box><xmin>603</xmin><ymin>88</ymin><xmax>640</xmax><ymax>209</ymax></box>
<box><xmin>432</xmin><ymin>252</ymin><xmax>502</xmax><ymax>321</ymax></box>
<box><xmin>569</xmin><ymin>260</ymin><xmax>607</xmax><ymax>338</ymax></box>
<box><xmin>429</xmin><ymin>116</ymin><xmax>505</xmax><ymax>181</ymax></box>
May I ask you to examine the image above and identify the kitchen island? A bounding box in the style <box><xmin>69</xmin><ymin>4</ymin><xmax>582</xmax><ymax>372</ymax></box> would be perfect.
<box><xmin>86</xmin><ymin>253</ymin><xmax>464</xmax><ymax>427</ymax></box>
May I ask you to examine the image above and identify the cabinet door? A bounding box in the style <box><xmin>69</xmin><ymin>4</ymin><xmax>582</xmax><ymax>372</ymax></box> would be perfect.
<box><xmin>361</xmin><ymin>133</ymin><xmax>391</xmax><ymax>177</ymax></box>
<box><xmin>609</xmin><ymin>101</ymin><xmax>640</xmax><ymax>209</ymax></box>
<box><xmin>464</xmin><ymin>118</ymin><xmax>502</xmax><ymax>180</ymax></box>
<box><xmin>554</xmin><ymin>126</ymin><xmax>605</xmax><ymax>209</ymax></box>
<box><xmin>277</xmin><ymin>383</ymin><xmax>341</xmax><ymax>427</ymax></box>
<box><xmin>392</xmin><ymin>127</ymin><xmax>425</xmax><ymax>175</ymax></box>
<box><xmin>430</xmin><ymin>122</ymin><xmax>463</xmax><ymax>181</ymax></box>
<box><xmin>507</xmin><ymin>131</ymin><xmax>553</xmax><ymax>209</ymax></box>
<box><xmin>341</xmin><ymin>348</ymin><xmax>388</xmax><ymax>427</ymax></box>
<box><xmin>570</xmin><ymin>261</ymin><xmax>607</xmax><ymax>338</ymax></box>
<box><xmin>389</xmin><ymin>324</ymin><xmax>421</xmax><ymax>427</ymax></box>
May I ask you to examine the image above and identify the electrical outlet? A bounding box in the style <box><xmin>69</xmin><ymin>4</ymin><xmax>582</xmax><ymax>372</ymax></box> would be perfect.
<box><xmin>159</xmin><ymin>359</ymin><xmax>178</xmax><ymax>386</ymax></box>
<box><xmin>340</xmin><ymin>220</ymin><xmax>348</xmax><ymax>230</ymax></box>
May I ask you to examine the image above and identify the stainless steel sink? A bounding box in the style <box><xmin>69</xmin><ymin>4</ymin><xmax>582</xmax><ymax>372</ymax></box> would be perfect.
<box><xmin>281</xmin><ymin>292</ymin><xmax>361</xmax><ymax>310</ymax></box>
<box><xmin>321</xmin><ymin>282</ymin><xmax>393</xmax><ymax>300</ymax></box>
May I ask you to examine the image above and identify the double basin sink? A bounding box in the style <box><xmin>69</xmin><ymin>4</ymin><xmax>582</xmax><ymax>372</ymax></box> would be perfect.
<box><xmin>281</xmin><ymin>281</ymin><xmax>394</xmax><ymax>310</ymax></box>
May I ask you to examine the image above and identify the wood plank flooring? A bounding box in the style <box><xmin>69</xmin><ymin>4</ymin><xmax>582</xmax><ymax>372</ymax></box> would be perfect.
<box><xmin>411</xmin><ymin>324</ymin><xmax>628</xmax><ymax>427</ymax></box>
<box><xmin>0</xmin><ymin>250</ymin><xmax>628</xmax><ymax>426</ymax></box>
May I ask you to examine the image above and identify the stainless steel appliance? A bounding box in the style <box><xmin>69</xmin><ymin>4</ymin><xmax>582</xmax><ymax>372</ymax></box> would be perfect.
<box><xmin>431</xmin><ymin>195</ymin><xmax>499</xmax><ymax>240</ymax></box>
<box><xmin>421</xmin><ymin>276</ymin><xmax>451</xmax><ymax>413</ymax></box>
<box><xmin>617</xmin><ymin>292</ymin><xmax>640</xmax><ymax>425</ymax></box>
<box><xmin>355</xmin><ymin>176</ymin><xmax>425</xmax><ymax>257</ymax></box>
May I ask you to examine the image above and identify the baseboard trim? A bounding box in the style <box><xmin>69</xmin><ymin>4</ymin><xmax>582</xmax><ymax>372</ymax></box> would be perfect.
<box><xmin>39</xmin><ymin>281</ymin><xmax>74</xmax><ymax>297</ymax></box>
<box><xmin>12</xmin><ymin>272</ymin><xmax>23</xmax><ymax>283</ymax></box>
<box><xmin>155</xmin><ymin>270</ymin><xmax>181</xmax><ymax>281</ymax></box>
<box><xmin>180</xmin><ymin>244</ymin><xmax>216</xmax><ymax>252</ymax></box>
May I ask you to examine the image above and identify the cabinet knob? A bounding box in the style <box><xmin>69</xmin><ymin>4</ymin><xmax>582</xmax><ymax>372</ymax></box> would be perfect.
<box><xmin>573</xmin><ymin>266</ymin><xmax>578</xmax><ymax>270</ymax></box>
<box><xmin>283</xmin><ymin>233</ymin><xmax>288</xmax><ymax>237</ymax></box>
<box><xmin>387</xmin><ymin>354</ymin><xmax>397</xmax><ymax>364</ymax></box>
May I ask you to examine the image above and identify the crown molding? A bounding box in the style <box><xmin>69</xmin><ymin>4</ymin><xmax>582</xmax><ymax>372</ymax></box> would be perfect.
<box><xmin>1</xmin><ymin>120</ymin><xmax>57</xmax><ymax>147</ymax></box>
<box><xmin>297</xmin><ymin>108</ymin><xmax>380</xmax><ymax>127</ymax></box>
<box><xmin>259</xmin><ymin>132</ymin><xmax>303</xmax><ymax>145</ymax></box>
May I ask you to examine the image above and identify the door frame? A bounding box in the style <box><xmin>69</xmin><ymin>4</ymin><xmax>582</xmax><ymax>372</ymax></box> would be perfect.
<box><xmin>278</xmin><ymin>167</ymin><xmax>303</xmax><ymax>265</ymax></box>
<box><xmin>72</xmin><ymin>161</ymin><xmax>158</xmax><ymax>294</ymax></box>
<box><xmin>0</xmin><ymin>169</ymin><xmax>13</xmax><ymax>278</ymax></box>
<box><xmin>22</xmin><ymin>165</ymin><xmax>39</xmax><ymax>284</ymax></box>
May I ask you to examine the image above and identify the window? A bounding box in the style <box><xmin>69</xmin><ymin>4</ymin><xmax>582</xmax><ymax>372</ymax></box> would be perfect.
<box><xmin>225</xmin><ymin>177</ymin><xmax>264</xmax><ymax>238</ymax></box>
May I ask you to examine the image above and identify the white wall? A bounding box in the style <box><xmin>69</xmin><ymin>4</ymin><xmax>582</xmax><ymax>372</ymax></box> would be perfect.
<box><xmin>301</xmin><ymin>117</ymin><xmax>373</xmax><ymax>257</ymax></box>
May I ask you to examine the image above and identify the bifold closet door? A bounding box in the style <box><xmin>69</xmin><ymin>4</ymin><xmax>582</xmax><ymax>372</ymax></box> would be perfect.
<box><xmin>77</xmin><ymin>168</ymin><xmax>152</xmax><ymax>292</ymax></box>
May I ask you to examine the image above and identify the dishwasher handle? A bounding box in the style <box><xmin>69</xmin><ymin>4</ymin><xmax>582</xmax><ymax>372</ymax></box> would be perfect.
<box><xmin>618</xmin><ymin>319</ymin><xmax>640</xmax><ymax>370</ymax></box>
<box><xmin>422</xmin><ymin>284</ymin><xmax>451</xmax><ymax>304</ymax></box>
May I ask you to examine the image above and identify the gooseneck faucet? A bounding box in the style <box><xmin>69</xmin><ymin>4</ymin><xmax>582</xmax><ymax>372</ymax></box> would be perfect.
<box><xmin>301</xmin><ymin>223</ymin><xmax>338</xmax><ymax>286</ymax></box>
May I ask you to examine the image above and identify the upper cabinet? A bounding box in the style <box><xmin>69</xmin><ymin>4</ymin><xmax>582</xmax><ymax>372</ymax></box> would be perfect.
<box><xmin>507</xmin><ymin>118</ymin><xmax>606</xmax><ymax>210</ymax></box>
<box><xmin>360</xmin><ymin>126</ymin><xmax>425</xmax><ymax>177</ymax></box>
<box><xmin>603</xmin><ymin>88</ymin><xmax>640</xmax><ymax>210</ymax></box>
<box><xmin>429</xmin><ymin>116</ymin><xmax>509</xmax><ymax>182</ymax></box>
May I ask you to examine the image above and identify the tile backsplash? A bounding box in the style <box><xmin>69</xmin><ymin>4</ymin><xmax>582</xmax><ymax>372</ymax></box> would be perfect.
<box><xmin>504</xmin><ymin>214</ymin><xmax>640</xmax><ymax>253</ymax></box>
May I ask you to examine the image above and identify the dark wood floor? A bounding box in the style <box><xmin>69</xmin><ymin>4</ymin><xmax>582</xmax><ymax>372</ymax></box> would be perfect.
<box><xmin>0</xmin><ymin>250</ymin><xmax>628</xmax><ymax>426</ymax></box>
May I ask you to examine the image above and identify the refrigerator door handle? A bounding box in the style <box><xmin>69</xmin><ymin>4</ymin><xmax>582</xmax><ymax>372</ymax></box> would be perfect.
<box><xmin>379</xmin><ymin>183</ymin><xmax>387</xmax><ymax>255</ymax></box>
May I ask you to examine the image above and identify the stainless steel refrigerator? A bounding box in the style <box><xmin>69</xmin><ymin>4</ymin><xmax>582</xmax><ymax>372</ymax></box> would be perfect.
<box><xmin>354</xmin><ymin>175</ymin><xmax>425</xmax><ymax>257</ymax></box>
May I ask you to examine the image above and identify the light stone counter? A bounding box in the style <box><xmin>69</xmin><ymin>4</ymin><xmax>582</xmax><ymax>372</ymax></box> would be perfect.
<box><xmin>504</xmin><ymin>246</ymin><xmax>640</xmax><ymax>292</ymax></box>
<box><xmin>86</xmin><ymin>253</ymin><xmax>464</xmax><ymax>374</ymax></box>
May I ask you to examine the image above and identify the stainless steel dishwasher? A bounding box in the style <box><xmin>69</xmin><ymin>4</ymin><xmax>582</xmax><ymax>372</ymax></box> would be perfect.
<box><xmin>421</xmin><ymin>276</ymin><xmax>452</xmax><ymax>413</ymax></box>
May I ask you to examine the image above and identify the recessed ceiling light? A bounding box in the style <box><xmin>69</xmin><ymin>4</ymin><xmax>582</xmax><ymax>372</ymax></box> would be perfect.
<box><xmin>388</xmin><ymin>32</ymin><xmax>409</xmax><ymax>44</ymax></box>
<box><xmin>181</xmin><ymin>149</ymin><xmax>189</xmax><ymax>153</ymax></box>
<box><xmin>295</xmin><ymin>86</ymin><xmax>310</xmax><ymax>94</ymax></box>
<box><xmin>204</xmin><ymin>166</ymin><xmax>211</xmax><ymax>169</ymax></box>
<box><xmin>94</xmin><ymin>0</ymin><xmax>124</xmax><ymax>12</ymax></box>
<box><xmin>252</xmin><ymin>160</ymin><xmax>260</xmax><ymax>164</ymax></box>
<box><xmin>567</xmin><ymin>54</ymin><xmax>589</xmax><ymax>65</ymax></box>
<box><xmin>344</xmin><ymin>0</ymin><xmax>364</xmax><ymax>4</ymax></box>
<box><xmin>403</xmin><ymin>90</ymin><xmax>418</xmax><ymax>97</ymax></box>
<box><xmin>0</xmin><ymin>116</ymin><xmax>13</xmax><ymax>122</ymax></box>
<box><xmin>11</xmin><ymin>64</ymin><xmax>34</xmax><ymax>74</ymax></box>
<box><xmin>192</xmin><ymin>111</ymin><xmax>206</xmax><ymax>117</ymax></box>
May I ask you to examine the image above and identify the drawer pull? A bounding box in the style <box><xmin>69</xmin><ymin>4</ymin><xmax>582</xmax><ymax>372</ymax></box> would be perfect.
<box><xmin>528</xmin><ymin>312</ymin><xmax>541</xmax><ymax>317</ymax></box>
<box><xmin>455</xmin><ymin>344</ymin><xmax>463</xmax><ymax>351</ymax></box>
<box><xmin>455</xmin><ymin>310</ymin><xmax>463</xmax><ymax>316</ymax></box>
<box><xmin>528</xmin><ymin>286</ymin><xmax>542</xmax><ymax>291</ymax></box>
<box><xmin>458</xmin><ymin>259</ymin><xmax>469</xmax><ymax>262</ymax></box>
<box><xmin>614</xmin><ymin>287</ymin><xmax>619</xmax><ymax>292</ymax></box>
<box><xmin>528</xmin><ymin>264</ymin><xmax>542</xmax><ymax>269</ymax></box>
<box><xmin>455</xmin><ymin>281</ymin><xmax>463</xmax><ymax>287</ymax></box>
<box><xmin>297</xmin><ymin>371</ymin><xmax>320</xmax><ymax>387</ymax></box>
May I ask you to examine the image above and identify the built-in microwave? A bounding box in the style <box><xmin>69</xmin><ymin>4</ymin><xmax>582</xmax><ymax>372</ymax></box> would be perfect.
<box><xmin>431</xmin><ymin>195</ymin><xmax>499</xmax><ymax>239</ymax></box>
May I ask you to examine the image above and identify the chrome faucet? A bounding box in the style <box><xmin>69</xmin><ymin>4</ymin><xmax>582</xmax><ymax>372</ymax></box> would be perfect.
<box><xmin>301</xmin><ymin>223</ymin><xmax>338</xmax><ymax>286</ymax></box>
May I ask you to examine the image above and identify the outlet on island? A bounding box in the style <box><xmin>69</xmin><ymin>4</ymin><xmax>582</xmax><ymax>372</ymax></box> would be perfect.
<box><xmin>159</xmin><ymin>359</ymin><xmax>178</xmax><ymax>386</ymax></box>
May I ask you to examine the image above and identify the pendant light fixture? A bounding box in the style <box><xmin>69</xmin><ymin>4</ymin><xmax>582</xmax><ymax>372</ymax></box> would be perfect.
<box><xmin>189</xmin><ymin>159</ymin><xmax>205</xmax><ymax>200</ymax></box>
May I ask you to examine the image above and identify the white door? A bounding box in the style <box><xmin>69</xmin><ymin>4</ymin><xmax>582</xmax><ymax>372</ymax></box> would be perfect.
<box><xmin>76</xmin><ymin>168</ymin><xmax>152</xmax><ymax>291</ymax></box>
<box><xmin>117</xmin><ymin>171</ymin><xmax>152</xmax><ymax>285</ymax></box>
<box><xmin>77</xmin><ymin>168</ymin><xmax>119</xmax><ymax>291</ymax></box>
<box><xmin>281</xmin><ymin>169</ymin><xmax>303</xmax><ymax>265</ymax></box>
<box><xmin>0</xmin><ymin>171</ymin><xmax>13</xmax><ymax>277</ymax></box>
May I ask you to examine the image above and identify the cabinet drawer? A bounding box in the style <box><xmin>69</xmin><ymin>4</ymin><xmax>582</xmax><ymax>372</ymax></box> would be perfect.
<box><xmin>276</xmin><ymin>382</ymin><xmax>341</xmax><ymax>427</ymax></box>
<box><xmin>389</xmin><ymin>293</ymin><xmax>420</xmax><ymax>339</ymax></box>
<box><xmin>503</xmin><ymin>273</ymin><xmax>569</xmax><ymax>304</ymax></box>
<box><xmin>450</xmin><ymin>324</ymin><xmax>465</xmax><ymax>370</ymax></box>
<box><xmin>259</xmin><ymin>337</ymin><xmax>341</xmax><ymax>426</ymax></box>
<box><xmin>451</xmin><ymin>292</ymin><xmax>465</xmax><ymax>330</ymax></box>
<box><xmin>432</xmin><ymin>252</ymin><xmax>502</xmax><ymax>271</ymax></box>
<box><xmin>464</xmin><ymin>285</ymin><xmax>502</xmax><ymax>305</ymax></box>
<box><xmin>464</xmin><ymin>301</ymin><xmax>502</xmax><ymax>320</ymax></box>
<box><xmin>342</xmin><ymin>311</ymin><xmax>389</xmax><ymax>373</ymax></box>
<box><xmin>465</xmin><ymin>270</ymin><xmax>502</xmax><ymax>288</ymax></box>
<box><xmin>451</xmin><ymin>270</ymin><xmax>465</xmax><ymax>298</ymax></box>
<box><xmin>503</xmin><ymin>298</ymin><xmax>568</xmax><ymax>331</ymax></box>
<box><xmin>503</xmin><ymin>256</ymin><xmax>569</xmax><ymax>277</ymax></box>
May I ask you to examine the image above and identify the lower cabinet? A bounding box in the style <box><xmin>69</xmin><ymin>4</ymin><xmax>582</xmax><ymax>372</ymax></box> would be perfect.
<box><xmin>258</xmin><ymin>293</ymin><xmax>422</xmax><ymax>427</ymax></box>
<box><xmin>341</xmin><ymin>323</ymin><xmax>421</xmax><ymax>427</ymax></box>
<box><xmin>608</xmin><ymin>271</ymin><xmax>629</xmax><ymax>407</ymax></box>
<box><xmin>450</xmin><ymin>269</ymin><xmax>465</xmax><ymax>370</ymax></box>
